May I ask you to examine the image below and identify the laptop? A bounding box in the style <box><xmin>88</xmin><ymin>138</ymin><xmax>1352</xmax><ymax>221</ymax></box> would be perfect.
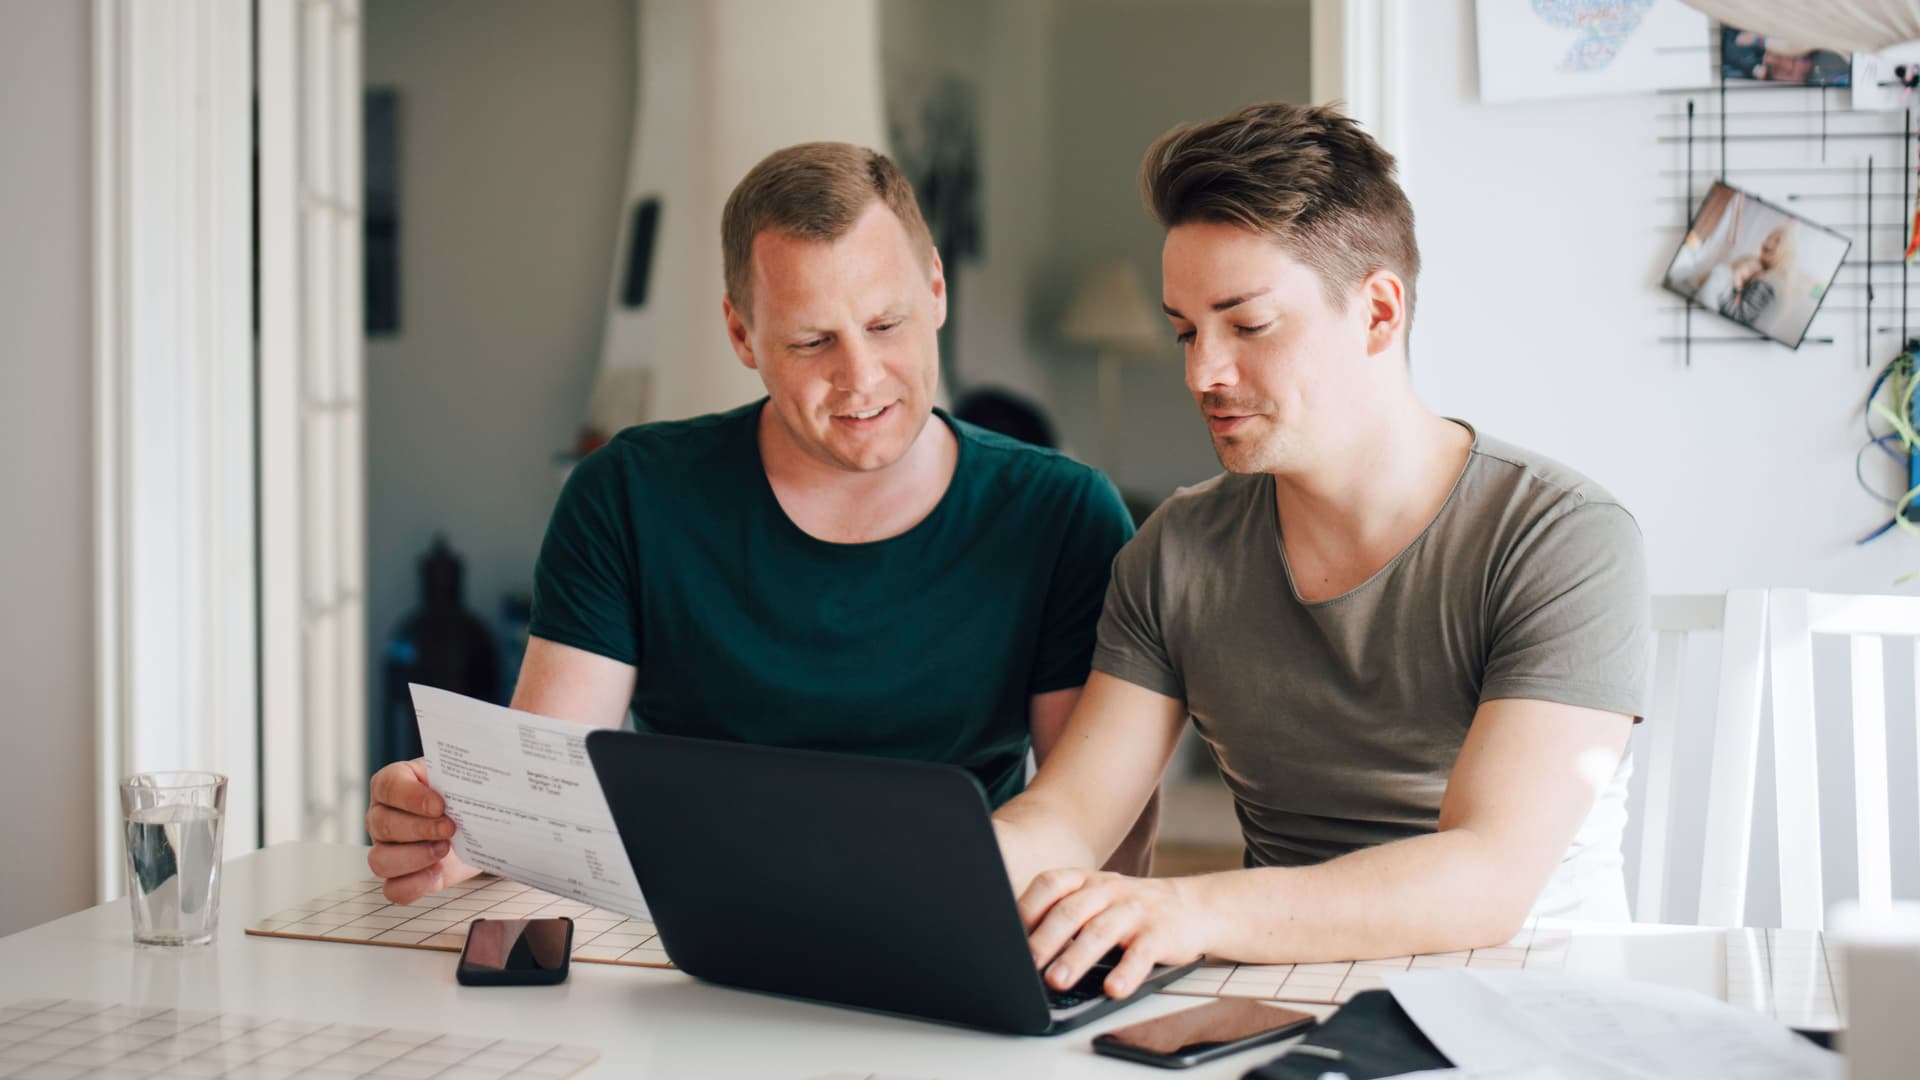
<box><xmin>583</xmin><ymin>730</ymin><xmax>1198</xmax><ymax>1035</ymax></box>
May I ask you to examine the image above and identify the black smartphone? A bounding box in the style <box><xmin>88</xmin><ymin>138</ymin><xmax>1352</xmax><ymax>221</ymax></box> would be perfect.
<box><xmin>455</xmin><ymin>917</ymin><xmax>573</xmax><ymax>986</ymax></box>
<box><xmin>1092</xmin><ymin>998</ymin><xmax>1317</xmax><ymax>1068</ymax></box>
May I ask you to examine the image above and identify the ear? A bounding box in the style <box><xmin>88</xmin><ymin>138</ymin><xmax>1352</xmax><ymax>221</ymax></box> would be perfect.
<box><xmin>722</xmin><ymin>293</ymin><xmax>758</xmax><ymax>371</ymax></box>
<box><xmin>927</xmin><ymin>248</ymin><xmax>949</xmax><ymax>331</ymax></box>
<box><xmin>1360</xmin><ymin>270</ymin><xmax>1407</xmax><ymax>358</ymax></box>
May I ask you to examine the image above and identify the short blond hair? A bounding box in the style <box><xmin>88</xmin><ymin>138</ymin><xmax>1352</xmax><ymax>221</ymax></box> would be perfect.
<box><xmin>721</xmin><ymin>142</ymin><xmax>934</xmax><ymax>320</ymax></box>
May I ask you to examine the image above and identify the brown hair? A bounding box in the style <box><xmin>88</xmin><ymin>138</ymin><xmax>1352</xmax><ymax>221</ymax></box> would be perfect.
<box><xmin>1141</xmin><ymin>102</ymin><xmax>1420</xmax><ymax>325</ymax></box>
<box><xmin>721</xmin><ymin>141</ymin><xmax>934</xmax><ymax>320</ymax></box>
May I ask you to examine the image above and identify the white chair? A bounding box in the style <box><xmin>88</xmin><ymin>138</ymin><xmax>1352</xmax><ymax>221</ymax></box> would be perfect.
<box><xmin>1634</xmin><ymin>590</ymin><xmax>1768</xmax><ymax>925</ymax></box>
<box><xmin>1764</xmin><ymin>588</ymin><xmax>1920</xmax><ymax>929</ymax></box>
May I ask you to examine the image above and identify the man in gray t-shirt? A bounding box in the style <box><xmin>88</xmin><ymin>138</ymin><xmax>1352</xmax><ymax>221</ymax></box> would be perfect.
<box><xmin>993</xmin><ymin>102</ymin><xmax>1650</xmax><ymax>1001</ymax></box>
<box><xmin>1095</xmin><ymin>430</ymin><xmax>1646</xmax><ymax>921</ymax></box>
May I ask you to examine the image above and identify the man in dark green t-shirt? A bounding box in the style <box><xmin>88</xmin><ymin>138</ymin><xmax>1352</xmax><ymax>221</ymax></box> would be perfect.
<box><xmin>363</xmin><ymin>141</ymin><xmax>1146</xmax><ymax>905</ymax></box>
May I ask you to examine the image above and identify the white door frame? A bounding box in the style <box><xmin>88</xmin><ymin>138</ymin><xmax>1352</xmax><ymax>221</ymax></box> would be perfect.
<box><xmin>1311</xmin><ymin>0</ymin><xmax>1408</xmax><ymax>164</ymax></box>
<box><xmin>258</xmin><ymin>0</ymin><xmax>369</xmax><ymax>847</ymax></box>
<box><xmin>92</xmin><ymin>0</ymin><xmax>259</xmax><ymax>901</ymax></box>
<box><xmin>259</xmin><ymin>0</ymin><xmax>303</xmax><ymax>850</ymax></box>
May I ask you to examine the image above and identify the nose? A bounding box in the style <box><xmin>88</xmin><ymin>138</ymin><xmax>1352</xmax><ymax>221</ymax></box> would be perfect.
<box><xmin>1185</xmin><ymin>330</ymin><xmax>1237</xmax><ymax>396</ymax></box>
<box><xmin>835</xmin><ymin>334</ymin><xmax>888</xmax><ymax>395</ymax></box>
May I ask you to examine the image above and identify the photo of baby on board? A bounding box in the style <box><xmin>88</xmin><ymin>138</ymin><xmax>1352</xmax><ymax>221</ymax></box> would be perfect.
<box><xmin>1662</xmin><ymin>181</ymin><xmax>1851</xmax><ymax>349</ymax></box>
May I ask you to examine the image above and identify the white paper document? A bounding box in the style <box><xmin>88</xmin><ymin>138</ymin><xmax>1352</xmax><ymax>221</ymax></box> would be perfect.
<box><xmin>410</xmin><ymin>684</ymin><xmax>649</xmax><ymax>918</ymax></box>
<box><xmin>1387</xmin><ymin>970</ymin><xmax>1840</xmax><ymax>1080</ymax></box>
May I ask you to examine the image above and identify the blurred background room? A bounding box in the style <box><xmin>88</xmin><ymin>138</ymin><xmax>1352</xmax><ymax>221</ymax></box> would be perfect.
<box><xmin>13</xmin><ymin>0</ymin><xmax>1920</xmax><ymax>937</ymax></box>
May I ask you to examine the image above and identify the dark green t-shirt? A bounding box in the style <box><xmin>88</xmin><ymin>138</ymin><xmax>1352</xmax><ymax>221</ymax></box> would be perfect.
<box><xmin>527</xmin><ymin>399</ymin><xmax>1134</xmax><ymax>805</ymax></box>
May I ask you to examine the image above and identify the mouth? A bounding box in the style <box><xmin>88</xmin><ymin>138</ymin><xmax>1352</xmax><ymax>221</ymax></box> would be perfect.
<box><xmin>832</xmin><ymin>402</ymin><xmax>895</xmax><ymax>428</ymax></box>
<box><xmin>1205</xmin><ymin>412</ymin><xmax>1259</xmax><ymax>434</ymax></box>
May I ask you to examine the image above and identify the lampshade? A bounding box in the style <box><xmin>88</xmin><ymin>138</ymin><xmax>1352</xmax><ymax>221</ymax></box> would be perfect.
<box><xmin>1682</xmin><ymin>0</ymin><xmax>1920</xmax><ymax>53</ymax></box>
<box><xmin>1059</xmin><ymin>259</ymin><xmax>1167</xmax><ymax>352</ymax></box>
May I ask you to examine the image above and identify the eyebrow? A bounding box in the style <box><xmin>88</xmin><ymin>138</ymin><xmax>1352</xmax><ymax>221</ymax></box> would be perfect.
<box><xmin>786</xmin><ymin>307</ymin><xmax>911</xmax><ymax>340</ymax></box>
<box><xmin>1161</xmin><ymin>288</ymin><xmax>1272</xmax><ymax>319</ymax></box>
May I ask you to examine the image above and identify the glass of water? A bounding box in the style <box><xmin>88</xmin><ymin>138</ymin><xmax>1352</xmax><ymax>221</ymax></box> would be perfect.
<box><xmin>120</xmin><ymin>772</ymin><xmax>228</xmax><ymax>946</ymax></box>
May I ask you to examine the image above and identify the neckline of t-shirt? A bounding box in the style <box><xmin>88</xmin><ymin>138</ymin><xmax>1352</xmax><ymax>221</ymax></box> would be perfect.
<box><xmin>1268</xmin><ymin>417</ymin><xmax>1480</xmax><ymax>609</ymax></box>
<box><xmin>744</xmin><ymin>398</ymin><xmax>968</xmax><ymax>552</ymax></box>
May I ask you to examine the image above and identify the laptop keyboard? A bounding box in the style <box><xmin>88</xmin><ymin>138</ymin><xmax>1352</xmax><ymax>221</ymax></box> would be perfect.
<box><xmin>1044</xmin><ymin>948</ymin><xmax>1124</xmax><ymax>1010</ymax></box>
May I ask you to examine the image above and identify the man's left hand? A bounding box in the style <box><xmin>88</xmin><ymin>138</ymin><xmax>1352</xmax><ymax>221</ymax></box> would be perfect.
<box><xmin>1018</xmin><ymin>868</ymin><xmax>1211</xmax><ymax>998</ymax></box>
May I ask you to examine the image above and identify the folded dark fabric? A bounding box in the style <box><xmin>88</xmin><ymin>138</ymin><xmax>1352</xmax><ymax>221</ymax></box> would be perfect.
<box><xmin>1242</xmin><ymin>989</ymin><xmax>1452</xmax><ymax>1080</ymax></box>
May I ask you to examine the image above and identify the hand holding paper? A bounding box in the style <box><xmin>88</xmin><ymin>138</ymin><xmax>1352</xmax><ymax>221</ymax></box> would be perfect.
<box><xmin>410</xmin><ymin>684</ymin><xmax>650</xmax><ymax>918</ymax></box>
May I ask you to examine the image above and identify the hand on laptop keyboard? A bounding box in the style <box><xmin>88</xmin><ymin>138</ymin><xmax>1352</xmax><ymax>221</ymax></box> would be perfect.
<box><xmin>1044</xmin><ymin>947</ymin><xmax>1126</xmax><ymax>1009</ymax></box>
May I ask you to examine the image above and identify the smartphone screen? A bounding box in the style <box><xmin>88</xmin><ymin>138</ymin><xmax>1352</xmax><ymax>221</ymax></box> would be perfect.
<box><xmin>456</xmin><ymin>917</ymin><xmax>573</xmax><ymax>985</ymax></box>
<box><xmin>1094</xmin><ymin>998</ymin><xmax>1316</xmax><ymax>1065</ymax></box>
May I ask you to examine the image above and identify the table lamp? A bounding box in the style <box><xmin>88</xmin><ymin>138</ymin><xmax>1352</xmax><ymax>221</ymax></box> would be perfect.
<box><xmin>1058</xmin><ymin>259</ymin><xmax>1169</xmax><ymax>470</ymax></box>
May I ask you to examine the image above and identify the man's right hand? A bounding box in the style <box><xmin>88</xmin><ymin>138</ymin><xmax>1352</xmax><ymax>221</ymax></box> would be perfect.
<box><xmin>366</xmin><ymin>758</ymin><xmax>477</xmax><ymax>903</ymax></box>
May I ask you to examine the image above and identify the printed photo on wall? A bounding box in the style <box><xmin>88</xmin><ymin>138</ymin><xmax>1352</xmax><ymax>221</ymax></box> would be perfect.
<box><xmin>1720</xmin><ymin>27</ymin><xmax>1851</xmax><ymax>86</ymax></box>
<box><xmin>1662</xmin><ymin>182</ymin><xmax>1851</xmax><ymax>349</ymax></box>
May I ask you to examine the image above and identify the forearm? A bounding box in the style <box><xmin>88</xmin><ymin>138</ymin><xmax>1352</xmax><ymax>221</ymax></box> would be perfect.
<box><xmin>1180</xmin><ymin>826</ymin><xmax>1539</xmax><ymax>964</ymax></box>
<box><xmin>1007</xmin><ymin>672</ymin><xmax>1186</xmax><ymax>892</ymax></box>
<box><xmin>508</xmin><ymin>637</ymin><xmax>636</xmax><ymax>728</ymax></box>
<box><xmin>1099</xmin><ymin>787</ymin><xmax>1161</xmax><ymax>877</ymax></box>
<box><xmin>994</xmin><ymin>793</ymin><xmax>1105</xmax><ymax>895</ymax></box>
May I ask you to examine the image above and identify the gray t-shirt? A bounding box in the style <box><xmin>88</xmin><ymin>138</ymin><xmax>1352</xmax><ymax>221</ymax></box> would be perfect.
<box><xmin>1094</xmin><ymin>425</ymin><xmax>1649</xmax><ymax>920</ymax></box>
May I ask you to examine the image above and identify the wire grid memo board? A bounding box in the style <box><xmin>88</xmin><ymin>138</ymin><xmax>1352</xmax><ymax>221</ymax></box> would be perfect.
<box><xmin>1658</xmin><ymin>48</ymin><xmax>1919</xmax><ymax>366</ymax></box>
<box><xmin>245</xmin><ymin>874</ymin><xmax>674</xmax><ymax>968</ymax></box>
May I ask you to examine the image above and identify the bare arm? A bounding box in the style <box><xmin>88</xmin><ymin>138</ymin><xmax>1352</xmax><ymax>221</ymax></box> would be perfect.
<box><xmin>999</xmin><ymin>672</ymin><xmax>1188</xmax><ymax>890</ymax></box>
<box><xmin>1177</xmin><ymin>699</ymin><xmax>1627</xmax><ymax>957</ymax></box>
<box><xmin>508</xmin><ymin>636</ymin><xmax>639</xmax><ymax>724</ymax></box>
<box><xmin>1027</xmin><ymin>683</ymin><xmax>1166</xmax><ymax>877</ymax></box>
<box><xmin>1023</xmin><ymin>698</ymin><xmax>1633</xmax><ymax>997</ymax></box>
<box><xmin>366</xmin><ymin>637</ymin><xmax>637</xmax><ymax>902</ymax></box>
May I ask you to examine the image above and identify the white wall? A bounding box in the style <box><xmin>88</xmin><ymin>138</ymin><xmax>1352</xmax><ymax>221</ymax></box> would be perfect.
<box><xmin>0</xmin><ymin>1</ymin><xmax>96</xmax><ymax>933</ymax></box>
<box><xmin>1400</xmin><ymin>0</ymin><xmax>1920</xmax><ymax>924</ymax></box>
<box><xmin>363</xmin><ymin>0</ymin><xmax>635</xmax><ymax>731</ymax></box>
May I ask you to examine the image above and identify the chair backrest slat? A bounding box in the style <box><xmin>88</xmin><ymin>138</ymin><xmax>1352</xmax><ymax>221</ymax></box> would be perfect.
<box><xmin>1848</xmin><ymin>633</ymin><xmax>1893</xmax><ymax>915</ymax></box>
<box><xmin>1696</xmin><ymin>589</ymin><xmax>1768</xmax><ymax>927</ymax></box>
<box><xmin>1636</xmin><ymin>629</ymin><xmax>1687</xmax><ymax>922</ymax></box>
<box><xmin>1640</xmin><ymin>591</ymin><xmax>1767</xmax><ymax>925</ymax></box>
<box><xmin>1652</xmin><ymin>588</ymin><xmax>1918</xmax><ymax>929</ymax></box>
<box><xmin>1804</xmin><ymin>593</ymin><xmax>1920</xmax><ymax>637</ymax></box>
<box><xmin>1764</xmin><ymin>590</ymin><xmax>1920</xmax><ymax>928</ymax></box>
<box><xmin>1767</xmin><ymin>588</ymin><xmax>1827</xmax><ymax>930</ymax></box>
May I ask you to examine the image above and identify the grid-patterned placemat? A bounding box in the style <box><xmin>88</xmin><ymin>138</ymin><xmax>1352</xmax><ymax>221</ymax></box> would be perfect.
<box><xmin>245</xmin><ymin>875</ymin><xmax>672</xmax><ymax>968</ymax></box>
<box><xmin>1164</xmin><ymin>922</ymin><xmax>1841</xmax><ymax>1028</ymax></box>
<box><xmin>0</xmin><ymin>998</ymin><xmax>598</xmax><ymax>1079</ymax></box>
<box><xmin>1164</xmin><ymin>920</ymin><xmax>1573</xmax><ymax>1005</ymax></box>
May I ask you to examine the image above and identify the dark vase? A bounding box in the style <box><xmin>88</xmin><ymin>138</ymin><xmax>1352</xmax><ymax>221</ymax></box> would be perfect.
<box><xmin>380</xmin><ymin>535</ymin><xmax>501</xmax><ymax>765</ymax></box>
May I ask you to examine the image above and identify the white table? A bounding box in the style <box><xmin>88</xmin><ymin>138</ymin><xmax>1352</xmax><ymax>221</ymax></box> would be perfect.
<box><xmin>0</xmin><ymin>843</ymin><xmax>1840</xmax><ymax>1078</ymax></box>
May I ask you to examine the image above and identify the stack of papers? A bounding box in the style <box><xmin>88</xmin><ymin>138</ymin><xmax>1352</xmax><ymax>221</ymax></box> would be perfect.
<box><xmin>1385</xmin><ymin>969</ymin><xmax>1840</xmax><ymax>1080</ymax></box>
